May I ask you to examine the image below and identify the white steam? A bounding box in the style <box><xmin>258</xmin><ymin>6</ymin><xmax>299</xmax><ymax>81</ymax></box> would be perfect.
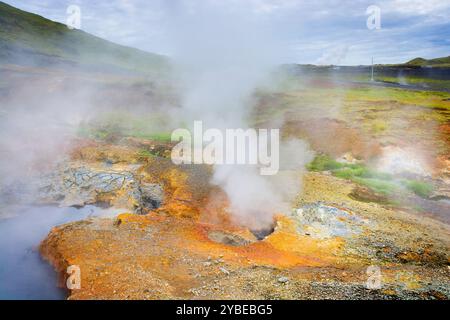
<box><xmin>167</xmin><ymin>2</ymin><xmax>313</xmax><ymax>230</ymax></box>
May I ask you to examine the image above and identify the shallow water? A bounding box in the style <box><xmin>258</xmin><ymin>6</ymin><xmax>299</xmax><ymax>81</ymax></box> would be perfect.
<box><xmin>0</xmin><ymin>205</ymin><xmax>123</xmax><ymax>300</ymax></box>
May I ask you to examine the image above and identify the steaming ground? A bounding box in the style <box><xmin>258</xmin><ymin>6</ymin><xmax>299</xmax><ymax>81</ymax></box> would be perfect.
<box><xmin>0</xmin><ymin>3</ymin><xmax>449</xmax><ymax>299</ymax></box>
<box><xmin>0</xmin><ymin>64</ymin><xmax>176</xmax><ymax>208</ymax></box>
<box><xmin>37</xmin><ymin>143</ymin><xmax>450</xmax><ymax>299</ymax></box>
<box><xmin>167</xmin><ymin>3</ymin><xmax>315</xmax><ymax>231</ymax></box>
<box><xmin>0</xmin><ymin>60</ymin><xmax>449</xmax><ymax>299</ymax></box>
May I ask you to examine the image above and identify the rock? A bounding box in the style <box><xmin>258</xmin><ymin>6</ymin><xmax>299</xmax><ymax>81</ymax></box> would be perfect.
<box><xmin>139</xmin><ymin>183</ymin><xmax>164</xmax><ymax>210</ymax></box>
<box><xmin>337</xmin><ymin>152</ymin><xmax>360</xmax><ymax>165</ymax></box>
<box><xmin>292</xmin><ymin>202</ymin><xmax>365</xmax><ymax>239</ymax></box>
<box><xmin>429</xmin><ymin>180</ymin><xmax>450</xmax><ymax>201</ymax></box>
<box><xmin>220</xmin><ymin>267</ymin><xmax>230</xmax><ymax>275</ymax></box>
<box><xmin>278</xmin><ymin>277</ymin><xmax>289</xmax><ymax>283</ymax></box>
<box><xmin>32</xmin><ymin>164</ymin><xmax>164</xmax><ymax>214</ymax></box>
<box><xmin>250</xmin><ymin>226</ymin><xmax>275</xmax><ymax>240</ymax></box>
<box><xmin>207</xmin><ymin>231</ymin><xmax>252</xmax><ymax>246</ymax></box>
<box><xmin>349</xmin><ymin>185</ymin><xmax>389</xmax><ymax>204</ymax></box>
<box><xmin>35</xmin><ymin>165</ymin><xmax>137</xmax><ymax>208</ymax></box>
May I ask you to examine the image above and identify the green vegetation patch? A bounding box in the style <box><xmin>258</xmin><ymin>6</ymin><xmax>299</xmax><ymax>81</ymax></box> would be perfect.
<box><xmin>307</xmin><ymin>154</ymin><xmax>433</xmax><ymax>198</ymax></box>
<box><xmin>345</xmin><ymin>87</ymin><xmax>450</xmax><ymax>111</ymax></box>
<box><xmin>402</xmin><ymin>180</ymin><xmax>434</xmax><ymax>198</ymax></box>
<box><xmin>77</xmin><ymin>112</ymin><xmax>172</xmax><ymax>142</ymax></box>
<box><xmin>307</xmin><ymin>154</ymin><xmax>344</xmax><ymax>171</ymax></box>
<box><xmin>352</xmin><ymin>177</ymin><xmax>397</xmax><ymax>196</ymax></box>
<box><xmin>137</xmin><ymin>149</ymin><xmax>156</xmax><ymax>160</ymax></box>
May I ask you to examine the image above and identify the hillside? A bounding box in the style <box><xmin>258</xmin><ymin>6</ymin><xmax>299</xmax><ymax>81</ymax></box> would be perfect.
<box><xmin>0</xmin><ymin>1</ymin><xmax>168</xmax><ymax>74</ymax></box>
<box><xmin>405</xmin><ymin>56</ymin><xmax>450</xmax><ymax>67</ymax></box>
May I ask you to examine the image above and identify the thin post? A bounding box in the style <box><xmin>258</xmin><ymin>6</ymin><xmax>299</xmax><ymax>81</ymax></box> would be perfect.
<box><xmin>371</xmin><ymin>57</ymin><xmax>374</xmax><ymax>81</ymax></box>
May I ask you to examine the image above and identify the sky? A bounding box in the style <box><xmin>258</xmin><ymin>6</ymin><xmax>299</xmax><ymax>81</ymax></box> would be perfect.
<box><xmin>5</xmin><ymin>0</ymin><xmax>450</xmax><ymax>65</ymax></box>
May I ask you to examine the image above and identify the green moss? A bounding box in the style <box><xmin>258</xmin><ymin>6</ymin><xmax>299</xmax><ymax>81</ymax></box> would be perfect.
<box><xmin>353</xmin><ymin>177</ymin><xmax>397</xmax><ymax>196</ymax></box>
<box><xmin>77</xmin><ymin>121</ymin><xmax>123</xmax><ymax>141</ymax></box>
<box><xmin>132</xmin><ymin>132</ymin><xmax>172</xmax><ymax>142</ymax></box>
<box><xmin>307</xmin><ymin>155</ymin><xmax>435</xmax><ymax>199</ymax></box>
<box><xmin>332</xmin><ymin>164</ymin><xmax>397</xmax><ymax>196</ymax></box>
<box><xmin>373</xmin><ymin>76</ymin><xmax>450</xmax><ymax>91</ymax></box>
<box><xmin>371</xmin><ymin>120</ymin><xmax>388</xmax><ymax>133</ymax></box>
<box><xmin>402</xmin><ymin>180</ymin><xmax>434</xmax><ymax>198</ymax></box>
<box><xmin>308</xmin><ymin>156</ymin><xmax>392</xmax><ymax>180</ymax></box>
<box><xmin>307</xmin><ymin>155</ymin><xmax>344</xmax><ymax>171</ymax></box>
<box><xmin>77</xmin><ymin>112</ymin><xmax>172</xmax><ymax>142</ymax></box>
<box><xmin>137</xmin><ymin>149</ymin><xmax>155</xmax><ymax>159</ymax></box>
<box><xmin>307</xmin><ymin>155</ymin><xmax>402</xmax><ymax>196</ymax></box>
<box><xmin>333</xmin><ymin>167</ymin><xmax>365</xmax><ymax>179</ymax></box>
<box><xmin>345</xmin><ymin>87</ymin><xmax>450</xmax><ymax>111</ymax></box>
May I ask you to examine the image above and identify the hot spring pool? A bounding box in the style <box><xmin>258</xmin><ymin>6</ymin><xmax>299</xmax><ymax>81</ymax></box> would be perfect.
<box><xmin>0</xmin><ymin>205</ymin><xmax>123</xmax><ymax>300</ymax></box>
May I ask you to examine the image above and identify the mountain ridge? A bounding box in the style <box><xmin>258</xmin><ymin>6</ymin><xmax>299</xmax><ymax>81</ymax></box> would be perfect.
<box><xmin>404</xmin><ymin>56</ymin><xmax>450</xmax><ymax>67</ymax></box>
<box><xmin>0</xmin><ymin>1</ymin><xmax>169</xmax><ymax>74</ymax></box>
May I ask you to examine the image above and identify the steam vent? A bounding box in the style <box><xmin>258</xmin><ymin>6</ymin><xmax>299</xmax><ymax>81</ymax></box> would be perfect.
<box><xmin>36</xmin><ymin>141</ymin><xmax>449</xmax><ymax>299</ymax></box>
<box><xmin>0</xmin><ymin>0</ymin><xmax>449</xmax><ymax>302</ymax></box>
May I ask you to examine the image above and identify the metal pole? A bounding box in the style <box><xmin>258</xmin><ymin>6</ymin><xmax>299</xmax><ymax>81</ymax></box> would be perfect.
<box><xmin>371</xmin><ymin>57</ymin><xmax>374</xmax><ymax>81</ymax></box>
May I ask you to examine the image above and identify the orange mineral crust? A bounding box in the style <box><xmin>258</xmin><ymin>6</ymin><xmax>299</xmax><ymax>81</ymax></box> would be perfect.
<box><xmin>40</xmin><ymin>211</ymin><xmax>345</xmax><ymax>300</ymax></box>
<box><xmin>39</xmin><ymin>141</ymin><xmax>450</xmax><ymax>300</ymax></box>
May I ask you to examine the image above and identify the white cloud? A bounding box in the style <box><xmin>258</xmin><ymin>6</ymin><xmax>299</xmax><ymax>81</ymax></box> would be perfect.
<box><xmin>4</xmin><ymin>0</ymin><xmax>450</xmax><ymax>64</ymax></box>
<box><xmin>384</xmin><ymin>0</ymin><xmax>450</xmax><ymax>15</ymax></box>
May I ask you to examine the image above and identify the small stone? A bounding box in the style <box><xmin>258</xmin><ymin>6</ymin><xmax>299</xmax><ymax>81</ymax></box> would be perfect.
<box><xmin>278</xmin><ymin>276</ymin><xmax>289</xmax><ymax>283</ymax></box>
<box><xmin>220</xmin><ymin>267</ymin><xmax>230</xmax><ymax>275</ymax></box>
<box><xmin>203</xmin><ymin>261</ymin><xmax>212</xmax><ymax>267</ymax></box>
<box><xmin>140</xmin><ymin>183</ymin><xmax>164</xmax><ymax>210</ymax></box>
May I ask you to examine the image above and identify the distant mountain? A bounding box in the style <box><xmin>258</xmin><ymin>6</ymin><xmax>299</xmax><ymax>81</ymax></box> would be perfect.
<box><xmin>0</xmin><ymin>1</ymin><xmax>169</xmax><ymax>74</ymax></box>
<box><xmin>404</xmin><ymin>56</ymin><xmax>450</xmax><ymax>67</ymax></box>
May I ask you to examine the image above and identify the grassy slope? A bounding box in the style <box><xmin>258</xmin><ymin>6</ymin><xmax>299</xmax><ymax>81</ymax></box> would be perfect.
<box><xmin>405</xmin><ymin>56</ymin><xmax>450</xmax><ymax>68</ymax></box>
<box><xmin>307</xmin><ymin>155</ymin><xmax>434</xmax><ymax>199</ymax></box>
<box><xmin>0</xmin><ymin>1</ymin><xmax>168</xmax><ymax>74</ymax></box>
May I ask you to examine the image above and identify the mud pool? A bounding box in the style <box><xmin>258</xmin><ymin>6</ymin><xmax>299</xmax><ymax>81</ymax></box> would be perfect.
<box><xmin>0</xmin><ymin>205</ymin><xmax>123</xmax><ymax>299</ymax></box>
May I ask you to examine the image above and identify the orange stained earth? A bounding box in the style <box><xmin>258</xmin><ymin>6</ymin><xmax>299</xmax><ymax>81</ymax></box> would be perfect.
<box><xmin>39</xmin><ymin>139</ymin><xmax>450</xmax><ymax>299</ymax></box>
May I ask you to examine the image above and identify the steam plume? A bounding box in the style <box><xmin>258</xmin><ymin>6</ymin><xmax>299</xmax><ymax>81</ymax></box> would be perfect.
<box><xmin>167</xmin><ymin>2</ymin><xmax>313</xmax><ymax>230</ymax></box>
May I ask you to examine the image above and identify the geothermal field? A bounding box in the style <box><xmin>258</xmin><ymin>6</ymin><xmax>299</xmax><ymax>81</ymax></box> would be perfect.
<box><xmin>0</xmin><ymin>1</ymin><xmax>449</xmax><ymax>301</ymax></box>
